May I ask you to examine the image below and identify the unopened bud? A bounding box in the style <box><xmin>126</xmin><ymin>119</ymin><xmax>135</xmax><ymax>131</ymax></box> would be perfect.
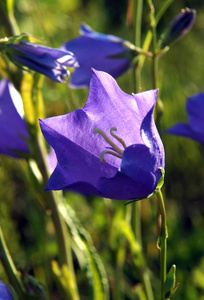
<box><xmin>159</xmin><ymin>8</ymin><xmax>196</xmax><ymax>48</ymax></box>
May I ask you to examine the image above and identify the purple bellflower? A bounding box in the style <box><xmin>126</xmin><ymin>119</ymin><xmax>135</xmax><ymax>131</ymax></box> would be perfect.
<box><xmin>4</xmin><ymin>39</ymin><xmax>78</xmax><ymax>82</ymax></box>
<box><xmin>160</xmin><ymin>8</ymin><xmax>196</xmax><ymax>48</ymax></box>
<box><xmin>0</xmin><ymin>280</ymin><xmax>13</xmax><ymax>300</ymax></box>
<box><xmin>40</xmin><ymin>70</ymin><xmax>164</xmax><ymax>200</ymax></box>
<box><xmin>0</xmin><ymin>78</ymin><xmax>30</xmax><ymax>158</ymax></box>
<box><xmin>61</xmin><ymin>23</ymin><xmax>137</xmax><ymax>88</ymax></box>
<box><xmin>166</xmin><ymin>93</ymin><xmax>204</xmax><ymax>145</ymax></box>
<box><xmin>0</xmin><ymin>78</ymin><xmax>57</xmax><ymax>168</ymax></box>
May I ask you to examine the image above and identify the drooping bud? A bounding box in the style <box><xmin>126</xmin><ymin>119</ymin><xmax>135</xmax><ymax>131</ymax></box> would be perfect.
<box><xmin>0</xmin><ymin>34</ymin><xmax>78</xmax><ymax>83</ymax></box>
<box><xmin>159</xmin><ymin>8</ymin><xmax>196</xmax><ymax>48</ymax></box>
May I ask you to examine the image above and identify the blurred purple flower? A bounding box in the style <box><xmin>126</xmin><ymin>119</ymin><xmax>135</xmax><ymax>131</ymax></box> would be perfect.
<box><xmin>166</xmin><ymin>93</ymin><xmax>204</xmax><ymax>145</ymax></box>
<box><xmin>61</xmin><ymin>23</ymin><xmax>137</xmax><ymax>88</ymax></box>
<box><xmin>0</xmin><ymin>78</ymin><xmax>58</xmax><ymax>168</ymax></box>
<box><xmin>0</xmin><ymin>78</ymin><xmax>30</xmax><ymax>158</ymax></box>
<box><xmin>5</xmin><ymin>40</ymin><xmax>78</xmax><ymax>82</ymax></box>
<box><xmin>0</xmin><ymin>280</ymin><xmax>13</xmax><ymax>300</ymax></box>
<box><xmin>40</xmin><ymin>70</ymin><xmax>164</xmax><ymax>200</ymax></box>
<box><xmin>160</xmin><ymin>8</ymin><xmax>196</xmax><ymax>48</ymax></box>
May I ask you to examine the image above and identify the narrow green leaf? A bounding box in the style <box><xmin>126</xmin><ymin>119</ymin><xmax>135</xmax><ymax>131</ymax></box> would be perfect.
<box><xmin>52</xmin><ymin>260</ymin><xmax>79</xmax><ymax>300</ymax></box>
<box><xmin>58</xmin><ymin>199</ymin><xmax>110</xmax><ymax>300</ymax></box>
<box><xmin>164</xmin><ymin>264</ymin><xmax>178</xmax><ymax>299</ymax></box>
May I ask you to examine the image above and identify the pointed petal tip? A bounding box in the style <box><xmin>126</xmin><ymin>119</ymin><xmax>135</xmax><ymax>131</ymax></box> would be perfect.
<box><xmin>90</xmin><ymin>68</ymin><xmax>112</xmax><ymax>80</ymax></box>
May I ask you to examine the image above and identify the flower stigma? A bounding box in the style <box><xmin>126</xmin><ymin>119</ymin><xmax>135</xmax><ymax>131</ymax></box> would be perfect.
<box><xmin>94</xmin><ymin>127</ymin><xmax>127</xmax><ymax>163</ymax></box>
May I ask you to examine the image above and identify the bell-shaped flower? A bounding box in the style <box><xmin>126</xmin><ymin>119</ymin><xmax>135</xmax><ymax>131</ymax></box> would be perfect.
<box><xmin>40</xmin><ymin>69</ymin><xmax>164</xmax><ymax>200</ymax></box>
<box><xmin>166</xmin><ymin>93</ymin><xmax>204</xmax><ymax>145</ymax></box>
<box><xmin>0</xmin><ymin>280</ymin><xmax>13</xmax><ymax>300</ymax></box>
<box><xmin>160</xmin><ymin>8</ymin><xmax>196</xmax><ymax>48</ymax></box>
<box><xmin>0</xmin><ymin>78</ymin><xmax>30</xmax><ymax>158</ymax></box>
<box><xmin>61</xmin><ymin>23</ymin><xmax>137</xmax><ymax>88</ymax></box>
<box><xmin>4</xmin><ymin>38</ymin><xmax>78</xmax><ymax>82</ymax></box>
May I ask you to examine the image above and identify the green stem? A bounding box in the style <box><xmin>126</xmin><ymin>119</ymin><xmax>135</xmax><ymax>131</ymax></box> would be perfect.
<box><xmin>132</xmin><ymin>0</ymin><xmax>143</xmax><ymax>243</ymax></box>
<box><xmin>139</xmin><ymin>0</ymin><xmax>175</xmax><ymax>71</ymax></box>
<box><xmin>152</xmin><ymin>30</ymin><xmax>158</xmax><ymax>90</ymax></box>
<box><xmin>146</xmin><ymin>0</ymin><xmax>158</xmax><ymax>90</ymax></box>
<box><xmin>21</xmin><ymin>72</ymin><xmax>69</xmax><ymax>267</ymax></box>
<box><xmin>20</xmin><ymin>70</ymin><xmax>79</xmax><ymax>298</ymax></box>
<box><xmin>132</xmin><ymin>202</ymin><xmax>142</xmax><ymax>247</ymax></box>
<box><xmin>131</xmin><ymin>3</ymin><xmax>155</xmax><ymax>300</ymax></box>
<box><xmin>132</xmin><ymin>0</ymin><xmax>143</xmax><ymax>92</ymax></box>
<box><xmin>0</xmin><ymin>6</ymin><xmax>19</xmax><ymax>36</ymax></box>
<box><xmin>146</xmin><ymin>0</ymin><xmax>163</xmax><ymax>131</ymax></box>
<box><xmin>0</xmin><ymin>226</ymin><xmax>26</xmax><ymax>299</ymax></box>
<box><xmin>33</xmin><ymin>133</ymin><xmax>79</xmax><ymax>298</ymax></box>
<box><xmin>156</xmin><ymin>189</ymin><xmax>168</xmax><ymax>300</ymax></box>
<box><xmin>142</xmin><ymin>269</ymin><xmax>154</xmax><ymax>300</ymax></box>
<box><xmin>34</xmin><ymin>132</ymin><xmax>69</xmax><ymax>266</ymax></box>
<box><xmin>155</xmin><ymin>0</ymin><xmax>175</xmax><ymax>24</ymax></box>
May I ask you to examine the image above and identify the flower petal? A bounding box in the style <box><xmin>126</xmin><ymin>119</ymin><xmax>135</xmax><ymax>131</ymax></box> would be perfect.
<box><xmin>186</xmin><ymin>93</ymin><xmax>204</xmax><ymax>133</ymax></box>
<box><xmin>166</xmin><ymin>123</ymin><xmax>204</xmax><ymax>144</ymax></box>
<box><xmin>0</xmin><ymin>280</ymin><xmax>13</xmax><ymax>300</ymax></box>
<box><xmin>39</xmin><ymin>118</ymin><xmax>117</xmax><ymax>193</ymax></box>
<box><xmin>6</xmin><ymin>40</ymin><xmax>77</xmax><ymax>82</ymax></box>
<box><xmin>166</xmin><ymin>93</ymin><xmax>204</xmax><ymax>145</ymax></box>
<box><xmin>0</xmin><ymin>79</ymin><xmax>29</xmax><ymax>158</ymax></box>
<box><xmin>40</xmin><ymin>70</ymin><xmax>164</xmax><ymax>200</ymax></box>
<box><xmin>62</xmin><ymin>24</ymin><xmax>135</xmax><ymax>87</ymax></box>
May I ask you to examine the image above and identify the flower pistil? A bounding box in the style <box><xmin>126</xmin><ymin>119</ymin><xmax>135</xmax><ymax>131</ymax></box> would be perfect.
<box><xmin>94</xmin><ymin>127</ymin><xmax>126</xmax><ymax>162</ymax></box>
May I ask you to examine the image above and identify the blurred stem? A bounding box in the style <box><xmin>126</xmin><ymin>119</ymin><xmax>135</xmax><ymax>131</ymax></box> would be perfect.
<box><xmin>146</xmin><ymin>0</ymin><xmax>163</xmax><ymax>130</ymax></box>
<box><xmin>32</xmin><ymin>73</ymin><xmax>45</xmax><ymax>120</ymax></box>
<box><xmin>22</xmin><ymin>73</ymin><xmax>79</xmax><ymax>298</ymax></box>
<box><xmin>155</xmin><ymin>0</ymin><xmax>175</xmax><ymax>24</ymax></box>
<box><xmin>131</xmin><ymin>2</ymin><xmax>154</xmax><ymax>300</ymax></box>
<box><xmin>142</xmin><ymin>269</ymin><xmax>154</xmax><ymax>300</ymax></box>
<box><xmin>33</xmin><ymin>133</ymin><xmax>79</xmax><ymax>299</ymax></box>
<box><xmin>132</xmin><ymin>0</ymin><xmax>143</xmax><ymax>295</ymax></box>
<box><xmin>139</xmin><ymin>0</ymin><xmax>174</xmax><ymax>70</ymax></box>
<box><xmin>0</xmin><ymin>5</ymin><xmax>19</xmax><ymax>36</ymax></box>
<box><xmin>156</xmin><ymin>189</ymin><xmax>168</xmax><ymax>300</ymax></box>
<box><xmin>34</xmin><ymin>133</ymin><xmax>69</xmax><ymax>267</ymax></box>
<box><xmin>132</xmin><ymin>0</ymin><xmax>143</xmax><ymax>92</ymax></box>
<box><xmin>132</xmin><ymin>0</ymin><xmax>143</xmax><ymax>247</ymax></box>
<box><xmin>146</xmin><ymin>0</ymin><xmax>158</xmax><ymax>90</ymax></box>
<box><xmin>132</xmin><ymin>202</ymin><xmax>142</xmax><ymax>247</ymax></box>
<box><xmin>24</xmin><ymin>72</ymin><xmax>69</xmax><ymax>268</ymax></box>
<box><xmin>0</xmin><ymin>226</ymin><xmax>26</xmax><ymax>299</ymax></box>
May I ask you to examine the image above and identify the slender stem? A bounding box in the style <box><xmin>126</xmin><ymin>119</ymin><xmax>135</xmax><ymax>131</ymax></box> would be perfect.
<box><xmin>0</xmin><ymin>226</ymin><xmax>26</xmax><ymax>299</ymax></box>
<box><xmin>138</xmin><ymin>0</ymin><xmax>175</xmax><ymax>71</ymax></box>
<box><xmin>155</xmin><ymin>0</ymin><xmax>175</xmax><ymax>24</ymax></box>
<box><xmin>132</xmin><ymin>0</ymin><xmax>143</xmax><ymax>244</ymax></box>
<box><xmin>152</xmin><ymin>30</ymin><xmax>158</xmax><ymax>90</ymax></box>
<box><xmin>142</xmin><ymin>269</ymin><xmax>154</xmax><ymax>300</ymax></box>
<box><xmin>133</xmin><ymin>0</ymin><xmax>143</xmax><ymax>92</ymax></box>
<box><xmin>132</xmin><ymin>0</ymin><xmax>144</xmax><ymax>293</ymax></box>
<box><xmin>146</xmin><ymin>0</ymin><xmax>158</xmax><ymax>90</ymax></box>
<box><xmin>156</xmin><ymin>189</ymin><xmax>168</xmax><ymax>300</ymax></box>
<box><xmin>146</xmin><ymin>0</ymin><xmax>163</xmax><ymax>132</ymax></box>
<box><xmin>21</xmin><ymin>71</ymin><xmax>69</xmax><ymax>267</ymax></box>
<box><xmin>33</xmin><ymin>133</ymin><xmax>79</xmax><ymax>298</ymax></box>
<box><xmin>34</xmin><ymin>132</ymin><xmax>69</xmax><ymax>266</ymax></box>
<box><xmin>0</xmin><ymin>6</ymin><xmax>19</xmax><ymax>36</ymax></box>
<box><xmin>132</xmin><ymin>202</ymin><xmax>142</xmax><ymax>246</ymax></box>
<box><xmin>131</xmin><ymin>3</ymin><xmax>155</xmax><ymax>300</ymax></box>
